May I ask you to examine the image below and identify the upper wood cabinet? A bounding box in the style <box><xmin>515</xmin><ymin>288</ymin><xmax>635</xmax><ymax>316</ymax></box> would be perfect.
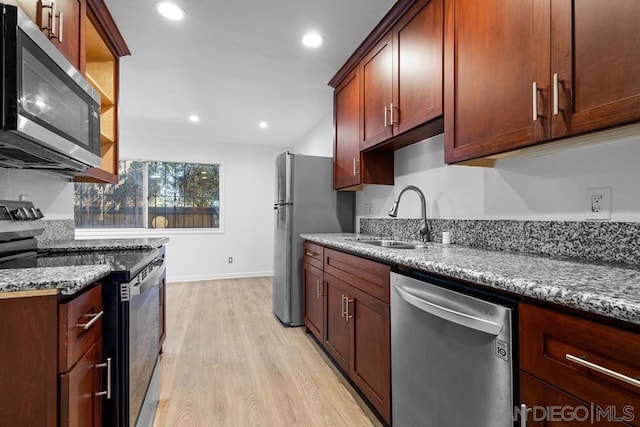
<box><xmin>361</xmin><ymin>0</ymin><xmax>444</xmax><ymax>151</ymax></box>
<box><xmin>11</xmin><ymin>0</ymin><xmax>84</xmax><ymax>70</ymax></box>
<box><xmin>333</xmin><ymin>70</ymin><xmax>362</xmax><ymax>190</ymax></box>
<box><xmin>444</xmin><ymin>0</ymin><xmax>640</xmax><ymax>164</ymax></box>
<box><xmin>331</xmin><ymin>0</ymin><xmax>442</xmax><ymax>190</ymax></box>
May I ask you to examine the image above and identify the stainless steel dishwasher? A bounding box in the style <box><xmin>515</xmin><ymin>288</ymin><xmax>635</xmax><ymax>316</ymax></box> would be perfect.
<box><xmin>391</xmin><ymin>271</ymin><xmax>516</xmax><ymax>427</ymax></box>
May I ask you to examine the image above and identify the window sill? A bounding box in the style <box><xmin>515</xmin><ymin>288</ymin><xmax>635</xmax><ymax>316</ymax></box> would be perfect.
<box><xmin>75</xmin><ymin>227</ymin><xmax>225</xmax><ymax>239</ymax></box>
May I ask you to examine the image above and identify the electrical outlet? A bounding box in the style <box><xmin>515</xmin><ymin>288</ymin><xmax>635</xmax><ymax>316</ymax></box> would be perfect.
<box><xmin>228</xmin><ymin>257</ymin><xmax>233</xmax><ymax>264</ymax></box>
<box><xmin>585</xmin><ymin>188</ymin><xmax>611</xmax><ymax>220</ymax></box>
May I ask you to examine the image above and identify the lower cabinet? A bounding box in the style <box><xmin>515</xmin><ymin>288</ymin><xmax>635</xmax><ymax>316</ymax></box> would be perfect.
<box><xmin>519</xmin><ymin>303</ymin><xmax>640</xmax><ymax>426</ymax></box>
<box><xmin>303</xmin><ymin>262</ymin><xmax>324</xmax><ymax>342</ymax></box>
<box><xmin>0</xmin><ymin>283</ymin><xmax>108</xmax><ymax>427</ymax></box>
<box><xmin>303</xmin><ymin>241</ymin><xmax>391</xmax><ymax>425</ymax></box>
<box><xmin>60</xmin><ymin>338</ymin><xmax>104</xmax><ymax>427</ymax></box>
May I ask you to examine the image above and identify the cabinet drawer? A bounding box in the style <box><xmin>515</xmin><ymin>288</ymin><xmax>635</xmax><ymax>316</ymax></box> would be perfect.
<box><xmin>303</xmin><ymin>241</ymin><xmax>324</xmax><ymax>270</ymax></box>
<box><xmin>59</xmin><ymin>284</ymin><xmax>103</xmax><ymax>372</ymax></box>
<box><xmin>520</xmin><ymin>303</ymin><xmax>640</xmax><ymax>425</ymax></box>
<box><xmin>324</xmin><ymin>248</ymin><xmax>390</xmax><ymax>303</ymax></box>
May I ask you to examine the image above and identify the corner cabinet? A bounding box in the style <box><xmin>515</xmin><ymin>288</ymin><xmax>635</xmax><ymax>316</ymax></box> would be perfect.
<box><xmin>75</xmin><ymin>0</ymin><xmax>130</xmax><ymax>183</ymax></box>
<box><xmin>302</xmin><ymin>241</ymin><xmax>392</xmax><ymax>424</ymax></box>
<box><xmin>330</xmin><ymin>0</ymin><xmax>444</xmax><ymax>190</ymax></box>
<box><xmin>444</xmin><ymin>0</ymin><xmax>640</xmax><ymax>164</ymax></box>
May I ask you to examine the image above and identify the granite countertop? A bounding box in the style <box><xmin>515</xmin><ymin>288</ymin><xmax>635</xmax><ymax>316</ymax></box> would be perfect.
<box><xmin>38</xmin><ymin>237</ymin><xmax>169</xmax><ymax>253</ymax></box>
<box><xmin>0</xmin><ymin>237</ymin><xmax>168</xmax><ymax>296</ymax></box>
<box><xmin>0</xmin><ymin>265</ymin><xmax>111</xmax><ymax>296</ymax></box>
<box><xmin>301</xmin><ymin>233</ymin><xmax>640</xmax><ymax>326</ymax></box>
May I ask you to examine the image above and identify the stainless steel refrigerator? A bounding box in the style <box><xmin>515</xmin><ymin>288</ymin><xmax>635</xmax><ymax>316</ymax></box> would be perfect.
<box><xmin>273</xmin><ymin>152</ymin><xmax>354</xmax><ymax>326</ymax></box>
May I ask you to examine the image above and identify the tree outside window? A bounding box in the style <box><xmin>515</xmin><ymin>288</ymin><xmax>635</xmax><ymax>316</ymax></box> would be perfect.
<box><xmin>75</xmin><ymin>160</ymin><xmax>220</xmax><ymax>229</ymax></box>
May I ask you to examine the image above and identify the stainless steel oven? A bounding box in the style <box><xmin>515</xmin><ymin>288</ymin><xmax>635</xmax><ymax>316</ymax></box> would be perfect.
<box><xmin>103</xmin><ymin>247</ymin><xmax>165</xmax><ymax>427</ymax></box>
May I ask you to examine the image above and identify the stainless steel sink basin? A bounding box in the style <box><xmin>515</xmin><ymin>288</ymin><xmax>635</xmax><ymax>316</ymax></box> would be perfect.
<box><xmin>359</xmin><ymin>239</ymin><xmax>419</xmax><ymax>249</ymax></box>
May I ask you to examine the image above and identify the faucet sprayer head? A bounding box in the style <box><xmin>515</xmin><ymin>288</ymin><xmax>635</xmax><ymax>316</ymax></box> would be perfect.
<box><xmin>388</xmin><ymin>201</ymin><xmax>399</xmax><ymax>217</ymax></box>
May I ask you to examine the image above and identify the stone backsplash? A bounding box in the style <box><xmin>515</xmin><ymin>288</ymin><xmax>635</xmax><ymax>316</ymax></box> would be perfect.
<box><xmin>359</xmin><ymin>218</ymin><xmax>640</xmax><ymax>266</ymax></box>
<box><xmin>36</xmin><ymin>219</ymin><xmax>75</xmax><ymax>246</ymax></box>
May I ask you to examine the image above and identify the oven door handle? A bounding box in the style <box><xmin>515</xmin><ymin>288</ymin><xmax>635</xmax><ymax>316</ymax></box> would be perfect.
<box><xmin>129</xmin><ymin>260</ymin><xmax>165</xmax><ymax>298</ymax></box>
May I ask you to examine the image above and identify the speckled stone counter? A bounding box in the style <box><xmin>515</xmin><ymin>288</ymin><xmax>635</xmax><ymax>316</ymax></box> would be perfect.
<box><xmin>38</xmin><ymin>237</ymin><xmax>169</xmax><ymax>253</ymax></box>
<box><xmin>301</xmin><ymin>233</ymin><xmax>640</xmax><ymax>326</ymax></box>
<box><xmin>0</xmin><ymin>265</ymin><xmax>111</xmax><ymax>295</ymax></box>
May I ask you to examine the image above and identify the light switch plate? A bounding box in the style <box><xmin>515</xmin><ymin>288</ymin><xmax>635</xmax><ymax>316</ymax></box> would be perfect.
<box><xmin>584</xmin><ymin>187</ymin><xmax>611</xmax><ymax>220</ymax></box>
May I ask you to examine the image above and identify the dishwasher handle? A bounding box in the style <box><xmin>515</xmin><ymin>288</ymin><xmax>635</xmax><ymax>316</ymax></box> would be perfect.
<box><xmin>394</xmin><ymin>282</ymin><xmax>503</xmax><ymax>336</ymax></box>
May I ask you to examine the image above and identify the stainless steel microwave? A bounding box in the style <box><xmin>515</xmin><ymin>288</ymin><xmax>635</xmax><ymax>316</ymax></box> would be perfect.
<box><xmin>0</xmin><ymin>3</ymin><xmax>101</xmax><ymax>173</ymax></box>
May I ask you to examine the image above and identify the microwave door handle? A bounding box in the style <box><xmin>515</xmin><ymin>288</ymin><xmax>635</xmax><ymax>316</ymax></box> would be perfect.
<box><xmin>394</xmin><ymin>283</ymin><xmax>503</xmax><ymax>336</ymax></box>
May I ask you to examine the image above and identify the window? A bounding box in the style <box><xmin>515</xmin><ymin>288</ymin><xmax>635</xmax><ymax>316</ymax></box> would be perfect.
<box><xmin>75</xmin><ymin>160</ymin><xmax>220</xmax><ymax>229</ymax></box>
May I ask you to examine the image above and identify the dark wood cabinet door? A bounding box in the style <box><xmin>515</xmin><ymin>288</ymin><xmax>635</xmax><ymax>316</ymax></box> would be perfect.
<box><xmin>551</xmin><ymin>0</ymin><xmax>640</xmax><ymax>139</ymax></box>
<box><xmin>302</xmin><ymin>262</ymin><xmax>324</xmax><ymax>342</ymax></box>
<box><xmin>360</xmin><ymin>34</ymin><xmax>393</xmax><ymax>150</ymax></box>
<box><xmin>349</xmin><ymin>287</ymin><xmax>391</xmax><ymax>424</ymax></box>
<box><xmin>393</xmin><ymin>0</ymin><xmax>443</xmax><ymax>136</ymax></box>
<box><xmin>51</xmin><ymin>0</ymin><xmax>83</xmax><ymax>71</ymax></box>
<box><xmin>444</xmin><ymin>0</ymin><xmax>548</xmax><ymax>163</ymax></box>
<box><xmin>324</xmin><ymin>274</ymin><xmax>350</xmax><ymax>372</ymax></box>
<box><xmin>0</xmin><ymin>294</ymin><xmax>57</xmax><ymax>427</ymax></box>
<box><xmin>333</xmin><ymin>69</ymin><xmax>361</xmax><ymax>189</ymax></box>
<box><xmin>519</xmin><ymin>372</ymin><xmax>629</xmax><ymax>426</ymax></box>
<box><xmin>60</xmin><ymin>338</ymin><xmax>103</xmax><ymax>427</ymax></box>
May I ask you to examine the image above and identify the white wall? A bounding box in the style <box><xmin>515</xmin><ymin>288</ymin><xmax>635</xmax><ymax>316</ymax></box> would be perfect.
<box><xmin>357</xmin><ymin>131</ymin><xmax>640</xmax><ymax>222</ymax></box>
<box><xmin>0</xmin><ymin>168</ymin><xmax>74</xmax><ymax>219</ymax></box>
<box><xmin>290</xmin><ymin>113</ymin><xmax>333</xmax><ymax>157</ymax></box>
<box><xmin>75</xmin><ymin>135</ymin><xmax>286</xmax><ymax>282</ymax></box>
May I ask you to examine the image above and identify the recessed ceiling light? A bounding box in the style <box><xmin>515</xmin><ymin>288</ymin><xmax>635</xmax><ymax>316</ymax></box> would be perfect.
<box><xmin>156</xmin><ymin>1</ymin><xmax>186</xmax><ymax>21</ymax></box>
<box><xmin>189</xmin><ymin>115</ymin><xmax>199</xmax><ymax>122</ymax></box>
<box><xmin>259</xmin><ymin>121</ymin><xmax>269</xmax><ymax>129</ymax></box>
<box><xmin>302</xmin><ymin>32</ymin><xmax>323</xmax><ymax>48</ymax></box>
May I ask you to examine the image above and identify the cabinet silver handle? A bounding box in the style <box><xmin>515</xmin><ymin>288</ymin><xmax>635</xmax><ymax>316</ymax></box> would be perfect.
<box><xmin>76</xmin><ymin>310</ymin><xmax>104</xmax><ymax>330</ymax></box>
<box><xmin>341</xmin><ymin>294</ymin><xmax>346</xmax><ymax>318</ymax></box>
<box><xmin>532</xmin><ymin>82</ymin><xmax>538</xmax><ymax>121</ymax></box>
<box><xmin>346</xmin><ymin>298</ymin><xmax>353</xmax><ymax>321</ymax></box>
<box><xmin>519</xmin><ymin>403</ymin><xmax>532</xmax><ymax>427</ymax></box>
<box><xmin>57</xmin><ymin>11</ymin><xmax>63</xmax><ymax>43</ymax></box>
<box><xmin>566</xmin><ymin>353</ymin><xmax>640</xmax><ymax>388</ymax></box>
<box><xmin>553</xmin><ymin>73</ymin><xmax>559</xmax><ymax>115</ymax></box>
<box><xmin>95</xmin><ymin>357</ymin><xmax>112</xmax><ymax>399</ymax></box>
<box><xmin>352</xmin><ymin>158</ymin><xmax>356</xmax><ymax>176</ymax></box>
<box><xmin>384</xmin><ymin>105</ymin><xmax>389</xmax><ymax>127</ymax></box>
<box><xmin>305</xmin><ymin>251</ymin><xmax>317</xmax><ymax>257</ymax></box>
<box><xmin>390</xmin><ymin>102</ymin><xmax>396</xmax><ymax>125</ymax></box>
<box><xmin>316</xmin><ymin>279</ymin><xmax>321</xmax><ymax>298</ymax></box>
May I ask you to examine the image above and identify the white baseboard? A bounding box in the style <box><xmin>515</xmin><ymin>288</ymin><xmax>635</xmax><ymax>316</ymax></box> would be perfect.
<box><xmin>167</xmin><ymin>271</ymin><xmax>274</xmax><ymax>283</ymax></box>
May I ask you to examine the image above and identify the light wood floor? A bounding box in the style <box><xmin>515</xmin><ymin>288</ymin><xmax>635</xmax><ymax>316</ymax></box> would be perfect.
<box><xmin>153</xmin><ymin>277</ymin><xmax>383</xmax><ymax>427</ymax></box>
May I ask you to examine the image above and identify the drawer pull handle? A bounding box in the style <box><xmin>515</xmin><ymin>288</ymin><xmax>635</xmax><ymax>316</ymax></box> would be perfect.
<box><xmin>305</xmin><ymin>251</ymin><xmax>318</xmax><ymax>257</ymax></box>
<box><xmin>77</xmin><ymin>310</ymin><xmax>104</xmax><ymax>330</ymax></box>
<box><xmin>346</xmin><ymin>298</ymin><xmax>353</xmax><ymax>321</ymax></box>
<box><xmin>95</xmin><ymin>357</ymin><xmax>112</xmax><ymax>399</ymax></box>
<box><xmin>566</xmin><ymin>353</ymin><xmax>640</xmax><ymax>388</ymax></box>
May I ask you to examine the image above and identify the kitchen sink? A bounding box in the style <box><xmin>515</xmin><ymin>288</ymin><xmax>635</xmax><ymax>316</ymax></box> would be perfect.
<box><xmin>359</xmin><ymin>239</ymin><xmax>420</xmax><ymax>249</ymax></box>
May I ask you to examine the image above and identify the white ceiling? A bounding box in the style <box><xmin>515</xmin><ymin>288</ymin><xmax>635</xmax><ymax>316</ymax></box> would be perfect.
<box><xmin>104</xmin><ymin>0</ymin><xmax>397</xmax><ymax>149</ymax></box>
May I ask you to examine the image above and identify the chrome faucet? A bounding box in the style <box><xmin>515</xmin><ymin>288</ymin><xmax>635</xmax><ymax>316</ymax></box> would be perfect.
<box><xmin>388</xmin><ymin>185</ymin><xmax>430</xmax><ymax>242</ymax></box>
